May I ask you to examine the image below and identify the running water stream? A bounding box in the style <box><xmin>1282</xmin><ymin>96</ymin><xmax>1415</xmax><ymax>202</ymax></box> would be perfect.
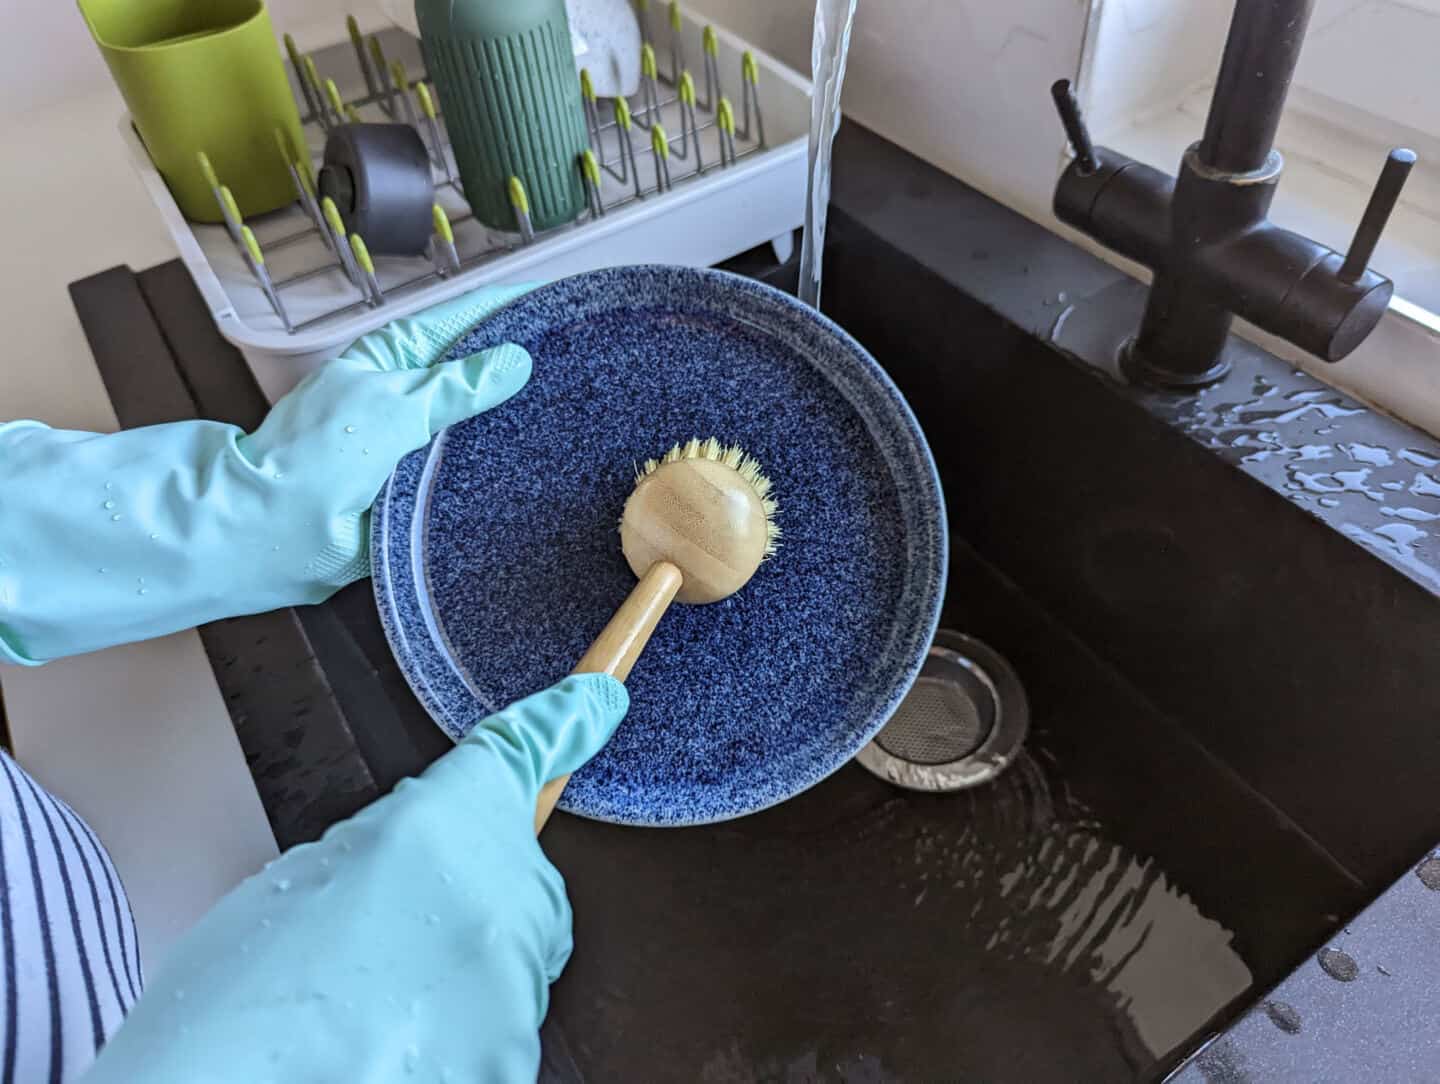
<box><xmin>797</xmin><ymin>0</ymin><xmax>859</xmax><ymax>311</ymax></box>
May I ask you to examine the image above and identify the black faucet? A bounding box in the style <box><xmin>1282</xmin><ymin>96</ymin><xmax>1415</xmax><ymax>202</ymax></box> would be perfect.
<box><xmin>1050</xmin><ymin>0</ymin><xmax>1416</xmax><ymax>389</ymax></box>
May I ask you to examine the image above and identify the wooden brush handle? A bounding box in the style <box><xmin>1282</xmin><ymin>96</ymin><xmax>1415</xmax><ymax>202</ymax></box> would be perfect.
<box><xmin>533</xmin><ymin>561</ymin><xmax>683</xmax><ymax>833</ymax></box>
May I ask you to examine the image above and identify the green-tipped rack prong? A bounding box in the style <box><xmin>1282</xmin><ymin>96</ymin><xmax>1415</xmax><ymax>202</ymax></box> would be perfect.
<box><xmin>639</xmin><ymin>43</ymin><xmax>661</xmax><ymax>126</ymax></box>
<box><xmin>507</xmin><ymin>176</ymin><xmax>531</xmax><ymax>216</ymax></box>
<box><xmin>322</xmin><ymin>195</ymin><xmax>346</xmax><ymax>238</ymax></box>
<box><xmin>368</xmin><ymin>36</ymin><xmax>395</xmax><ymax>115</ymax></box>
<box><xmin>580</xmin><ymin>148</ymin><xmax>604</xmax><ymax>218</ymax></box>
<box><xmin>507</xmin><ymin>176</ymin><xmax>535</xmax><ymax>243</ymax></box>
<box><xmin>349</xmin><ymin>233</ymin><xmax>383</xmax><ymax>305</ymax></box>
<box><xmin>320</xmin><ymin>194</ymin><xmax>359</xmax><ymax>284</ymax></box>
<box><xmin>701</xmin><ymin>25</ymin><xmax>723</xmax><ymax>108</ymax></box>
<box><xmin>301</xmin><ymin>55</ymin><xmax>329</xmax><ymax>129</ymax></box>
<box><xmin>240</xmin><ymin>226</ymin><xmax>292</xmax><ymax>331</ymax></box>
<box><xmin>579</xmin><ymin>68</ymin><xmax>604</xmax><ymax>151</ymax></box>
<box><xmin>196</xmin><ymin>150</ymin><xmax>219</xmax><ymax>191</ymax></box>
<box><xmin>284</xmin><ymin>34</ymin><xmax>321</xmax><ymax>122</ymax></box>
<box><xmin>431</xmin><ymin>202</ymin><xmax>454</xmax><ymax>246</ymax></box>
<box><xmin>717</xmin><ymin>95</ymin><xmax>737</xmax><ymax>167</ymax></box>
<box><xmin>214</xmin><ymin>182</ymin><xmax>245</xmax><ymax>248</ymax></box>
<box><xmin>219</xmin><ymin>185</ymin><xmax>243</xmax><ymax>229</ymax></box>
<box><xmin>239</xmin><ymin>224</ymin><xmax>263</xmax><ymax>266</ymax></box>
<box><xmin>349</xmin><ymin>232</ymin><xmax>374</xmax><ymax>275</ymax></box>
<box><xmin>323</xmin><ymin>79</ymin><xmax>346</xmax><ymax>125</ymax></box>
<box><xmin>415</xmin><ymin>82</ymin><xmax>450</xmax><ymax>178</ymax></box>
<box><xmin>431</xmin><ymin>203</ymin><xmax>461</xmax><ymax>273</ymax></box>
<box><xmin>611</xmin><ymin>96</ymin><xmax>639</xmax><ymax>191</ymax></box>
<box><xmin>388</xmin><ymin>60</ymin><xmax>419</xmax><ymax>127</ymax></box>
<box><xmin>678</xmin><ymin>71</ymin><xmax>703</xmax><ymax>169</ymax></box>
<box><xmin>347</xmin><ymin>14</ymin><xmax>379</xmax><ymax>97</ymax></box>
<box><xmin>741</xmin><ymin>51</ymin><xmax>765</xmax><ymax>145</ymax></box>
<box><xmin>668</xmin><ymin>2</ymin><xmax>685</xmax><ymax>84</ymax></box>
<box><xmin>344</xmin><ymin>103</ymin><xmax>362</xmax><ymax>125</ymax></box>
<box><xmin>651</xmin><ymin>122</ymin><xmax>672</xmax><ymax>193</ymax></box>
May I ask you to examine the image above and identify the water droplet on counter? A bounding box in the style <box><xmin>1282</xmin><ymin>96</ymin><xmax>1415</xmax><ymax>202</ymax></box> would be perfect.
<box><xmin>273</xmin><ymin>471</ymin><xmax>284</xmax><ymax>480</ymax></box>
<box><xmin>1287</xmin><ymin>389</ymin><xmax>1329</xmax><ymax>402</ymax></box>
<box><xmin>439</xmin><ymin>871</ymin><xmax>453</xmax><ymax>885</ymax></box>
<box><xmin>1263</xmin><ymin>1000</ymin><xmax>1302</xmax><ymax>1033</ymax></box>
<box><xmin>425</xmin><ymin>913</ymin><xmax>440</xmax><ymax>925</ymax></box>
<box><xmin>104</xmin><ymin>482</ymin><xmax>113</xmax><ymax>490</ymax></box>
<box><xmin>272</xmin><ymin>545</ymin><xmax>280</xmax><ymax>552</ymax></box>
<box><xmin>150</xmin><ymin>533</ymin><xmax>158</xmax><ymax>541</ymax></box>
<box><xmin>1381</xmin><ymin>507</ymin><xmax>1440</xmax><ymax>522</ymax></box>
<box><xmin>1400</xmin><ymin>448</ymin><xmax>1440</xmax><ymax>468</ymax></box>
<box><xmin>102</xmin><ymin>500</ymin><xmax>115</xmax><ymax>510</ymax></box>
<box><xmin>174</xmin><ymin>988</ymin><xmax>186</xmax><ymax>1001</ymax></box>
<box><xmin>1294</xmin><ymin>444</ymin><xmax>1333</xmax><ymax>462</ymax></box>
<box><xmin>137</xmin><ymin>577</ymin><xmax>145</xmax><ymax>584</ymax></box>
<box><xmin>362</xmin><ymin>448</ymin><xmax>370</xmax><ymax>455</ymax></box>
<box><xmin>1317</xmin><ymin>426</ymin><xmax>1337</xmax><ymax>435</ymax></box>
<box><xmin>1343</xmin><ymin>442</ymin><xmax>1394</xmax><ymax>467</ymax></box>
<box><xmin>1318</xmin><ymin>946</ymin><xmax>1359</xmax><ymax>982</ymax></box>
<box><xmin>137</xmin><ymin>588</ymin><xmax>147</xmax><ymax>596</ymax></box>
<box><xmin>1410</xmin><ymin>474</ymin><xmax>1440</xmax><ymax>498</ymax></box>
<box><xmin>110</xmin><ymin>514</ymin><xmax>122</xmax><ymax>522</ymax></box>
<box><xmin>344</xmin><ymin>425</ymin><xmax>357</xmax><ymax>434</ymax></box>
<box><xmin>1318</xmin><ymin>497</ymin><xmax>1340</xmax><ymax>509</ymax></box>
<box><xmin>260</xmin><ymin>917</ymin><xmax>272</xmax><ymax>929</ymax></box>
<box><xmin>1382</xmin><ymin>481</ymin><xmax>1405</xmax><ymax>491</ymax></box>
<box><xmin>1377</xmin><ymin>964</ymin><xmax>1393</xmax><ymax>976</ymax></box>
<box><xmin>273</xmin><ymin>879</ymin><xmax>291</xmax><ymax>893</ymax></box>
<box><xmin>97</xmin><ymin>567</ymin><xmax>107</xmax><ymax>574</ymax></box>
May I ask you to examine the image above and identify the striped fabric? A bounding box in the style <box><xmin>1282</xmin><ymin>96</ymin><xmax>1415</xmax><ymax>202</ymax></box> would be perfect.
<box><xmin>0</xmin><ymin>751</ymin><xmax>139</xmax><ymax>1083</ymax></box>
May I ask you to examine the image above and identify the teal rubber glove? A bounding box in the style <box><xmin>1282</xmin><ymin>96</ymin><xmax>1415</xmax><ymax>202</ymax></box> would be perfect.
<box><xmin>83</xmin><ymin>674</ymin><xmax>628</xmax><ymax>1084</ymax></box>
<box><xmin>0</xmin><ymin>285</ymin><xmax>532</xmax><ymax>665</ymax></box>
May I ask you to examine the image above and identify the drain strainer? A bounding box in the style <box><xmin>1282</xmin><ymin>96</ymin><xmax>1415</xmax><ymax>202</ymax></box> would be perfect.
<box><xmin>858</xmin><ymin>630</ymin><xmax>1028</xmax><ymax>791</ymax></box>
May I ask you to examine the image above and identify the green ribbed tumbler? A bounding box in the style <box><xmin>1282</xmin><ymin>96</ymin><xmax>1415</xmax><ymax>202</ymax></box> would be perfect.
<box><xmin>416</xmin><ymin>0</ymin><xmax>588</xmax><ymax>232</ymax></box>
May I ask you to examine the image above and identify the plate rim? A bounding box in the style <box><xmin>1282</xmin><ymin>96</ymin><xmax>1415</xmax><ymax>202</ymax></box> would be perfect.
<box><xmin>370</xmin><ymin>264</ymin><xmax>949</xmax><ymax>825</ymax></box>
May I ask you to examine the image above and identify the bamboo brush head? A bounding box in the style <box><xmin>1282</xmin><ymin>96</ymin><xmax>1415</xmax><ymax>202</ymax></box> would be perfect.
<box><xmin>621</xmin><ymin>438</ymin><xmax>781</xmax><ymax>605</ymax></box>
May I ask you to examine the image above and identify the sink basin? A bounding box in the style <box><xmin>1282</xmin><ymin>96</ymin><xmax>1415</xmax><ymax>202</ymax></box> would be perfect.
<box><xmin>539</xmin><ymin>229</ymin><xmax>1369</xmax><ymax>1080</ymax></box>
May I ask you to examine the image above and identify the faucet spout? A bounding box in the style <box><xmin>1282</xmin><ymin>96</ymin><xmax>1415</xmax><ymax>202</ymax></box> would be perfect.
<box><xmin>1198</xmin><ymin>0</ymin><xmax>1316</xmax><ymax>175</ymax></box>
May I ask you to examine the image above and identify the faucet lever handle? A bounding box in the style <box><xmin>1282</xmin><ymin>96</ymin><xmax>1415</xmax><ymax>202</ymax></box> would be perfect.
<box><xmin>1050</xmin><ymin>79</ymin><xmax>1100</xmax><ymax>175</ymax></box>
<box><xmin>1340</xmin><ymin>148</ymin><xmax>1417</xmax><ymax>283</ymax></box>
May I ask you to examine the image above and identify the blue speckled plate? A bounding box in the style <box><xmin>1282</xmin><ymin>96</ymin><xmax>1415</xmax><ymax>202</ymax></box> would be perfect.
<box><xmin>372</xmin><ymin>266</ymin><xmax>946</xmax><ymax>825</ymax></box>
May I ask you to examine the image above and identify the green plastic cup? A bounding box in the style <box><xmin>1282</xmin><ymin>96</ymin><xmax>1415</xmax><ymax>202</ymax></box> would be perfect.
<box><xmin>78</xmin><ymin>0</ymin><xmax>306</xmax><ymax>223</ymax></box>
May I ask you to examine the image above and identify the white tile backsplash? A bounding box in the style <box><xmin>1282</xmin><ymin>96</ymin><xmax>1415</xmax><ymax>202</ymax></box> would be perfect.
<box><xmin>688</xmin><ymin>0</ymin><xmax>1090</xmax><ymax>224</ymax></box>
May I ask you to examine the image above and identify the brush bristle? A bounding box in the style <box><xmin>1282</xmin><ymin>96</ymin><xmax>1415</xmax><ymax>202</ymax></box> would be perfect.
<box><xmin>635</xmin><ymin>438</ymin><xmax>782</xmax><ymax>557</ymax></box>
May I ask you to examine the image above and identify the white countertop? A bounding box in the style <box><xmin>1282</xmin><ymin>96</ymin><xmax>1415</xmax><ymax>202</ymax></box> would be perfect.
<box><xmin>0</xmin><ymin>86</ymin><xmax>279</xmax><ymax>970</ymax></box>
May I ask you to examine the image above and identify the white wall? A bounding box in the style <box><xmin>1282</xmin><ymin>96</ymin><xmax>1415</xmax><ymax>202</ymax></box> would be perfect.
<box><xmin>687</xmin><ymin>0</ymin><xmax>1089</xmax><ymax>225</ymax></box>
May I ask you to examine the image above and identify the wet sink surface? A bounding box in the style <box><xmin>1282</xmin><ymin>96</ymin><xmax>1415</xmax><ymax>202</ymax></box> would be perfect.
<box><xmin>542</xmin><ymin>537</ymin><xmax>1362</xmax><ymax>1081</ymax></box>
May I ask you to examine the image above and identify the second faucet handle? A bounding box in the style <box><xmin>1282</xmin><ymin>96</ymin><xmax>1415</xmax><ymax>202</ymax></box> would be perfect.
<box><xmin>1050</xmin><ymin>79</ymin><xmax>1100</xmax><ymax>175</ymax></box>
<box><xmin>1340</xmin><ymin>148</ymin><xmax>1417</xmax><ymax>283</ymax></box>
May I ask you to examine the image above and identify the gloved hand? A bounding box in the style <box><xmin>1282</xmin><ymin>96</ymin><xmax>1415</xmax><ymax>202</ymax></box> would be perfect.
<box><xmin>0</xmin><ymin>284</ymin><xmax>533</xmax><ymax>665</ymax></box>
<box><xmin>83</xmin><ymin>674</ymin><xmax>629</xmax><ymax>1084</ymax></box>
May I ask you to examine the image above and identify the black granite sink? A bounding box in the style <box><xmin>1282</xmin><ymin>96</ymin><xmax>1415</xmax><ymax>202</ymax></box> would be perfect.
<box><xmin>66</xmin><ymin>120</ymin><xmax>1440</xmax><ymax>1083</ymax></box>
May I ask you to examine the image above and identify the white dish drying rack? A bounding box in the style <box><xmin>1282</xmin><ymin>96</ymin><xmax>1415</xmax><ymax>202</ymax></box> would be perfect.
<box><xmin>121</xmin><ymin>5</ymin><xmax>811</xmax><ymax>402</ymax></box>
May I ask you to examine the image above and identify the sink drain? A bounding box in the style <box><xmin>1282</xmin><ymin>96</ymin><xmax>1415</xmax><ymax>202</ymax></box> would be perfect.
<box><xmin>858</xmin><ymin>630</ymin><xmax>1028</xmax><ymax>791</ymax></box>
